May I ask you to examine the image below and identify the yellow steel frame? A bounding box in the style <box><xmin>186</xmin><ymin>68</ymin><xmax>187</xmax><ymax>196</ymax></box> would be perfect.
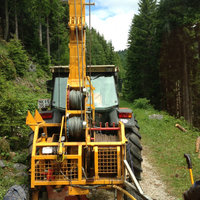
<box><xmin>26</xmin><ymin>113</ymin><xmax>127</xmax><ymax>189</ymax></box>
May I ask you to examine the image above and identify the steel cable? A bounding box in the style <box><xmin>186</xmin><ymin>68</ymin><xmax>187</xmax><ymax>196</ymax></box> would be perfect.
<box><xmin>74</xmin><ymin>0</ymin><xmax>83</xmax><ymax>119</ymax></box>
<box><xmin>80</xmin><ymin>0</ymin><xmax>84</xmax><ymax>88</ymax></box>
<box><xmin>89</xmin><ymin>0</ymin><xmax>92</xmax><ymax>133</ymax></box>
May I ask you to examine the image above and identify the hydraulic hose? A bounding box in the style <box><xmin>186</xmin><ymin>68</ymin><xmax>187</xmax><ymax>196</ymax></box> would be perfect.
<box><xmin>70</xmin><ymin>184</ymin><xmax>137</xmax><ymax>200</ymax></box>
<box><xmin>112</xmin><ymin>185</ymin><xmax>137</xmax><ymax>200</ymax></box>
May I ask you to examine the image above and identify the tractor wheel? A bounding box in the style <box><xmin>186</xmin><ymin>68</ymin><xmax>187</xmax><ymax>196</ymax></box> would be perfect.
<box><xmin>126</xmin><ymin>128</ymin><xmax>143</xmax><ymax>181</ymax></box>
<box><xmin>125</xmin><ymin>128</ymin><xmax>143</xmax><ymax>200</ymax></box>
<box><xmin>3</xmin><ymin>185</ymin><xmax>27</xmax><ymax>200</ymax></box>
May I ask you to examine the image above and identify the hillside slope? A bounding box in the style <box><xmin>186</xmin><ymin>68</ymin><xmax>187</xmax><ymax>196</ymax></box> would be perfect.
<box><xmin>0</xmin><ymin>39</ymin><xmax>50</xmax><ymax>199</ymax></box>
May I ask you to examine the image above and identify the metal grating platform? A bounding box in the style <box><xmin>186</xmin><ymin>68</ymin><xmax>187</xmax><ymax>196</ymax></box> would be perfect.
<box><xmin>98</xmin><ymin>147</ymin><xmax>117</xmax><ymax>174</ymax></box>
<box><xmin>35</xmin><ymin>159</ymin><xmax>78</xmax><ymax>181</ymax></box>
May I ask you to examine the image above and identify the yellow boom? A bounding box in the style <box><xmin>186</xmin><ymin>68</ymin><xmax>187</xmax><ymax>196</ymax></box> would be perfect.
<box><xmin>68</xmin><ymin>0</ymin><xmax>86</xmax><ymax>87</ymax></box>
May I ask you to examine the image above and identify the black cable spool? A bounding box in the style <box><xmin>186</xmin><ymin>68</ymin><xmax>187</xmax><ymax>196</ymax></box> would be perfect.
<box><xmin>69</xmin><ymin>90</ymin><xmax>85</xmax><ymax>110</ymax></box>
<box><xmin>67</xmin><ymin>117</ymin><xmax>84</xmax><ymax>140</ymax></box>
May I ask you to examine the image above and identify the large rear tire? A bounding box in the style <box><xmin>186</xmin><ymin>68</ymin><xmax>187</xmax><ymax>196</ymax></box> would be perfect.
<box><xmin>126</xmin><ymin>128</ymin><xmax>143</xmax><ymax>181</ymax></box>
<box><xmin>125</xmin><ymin>121</ymin><xmax>143</xmax><ymax>200</ymax></box>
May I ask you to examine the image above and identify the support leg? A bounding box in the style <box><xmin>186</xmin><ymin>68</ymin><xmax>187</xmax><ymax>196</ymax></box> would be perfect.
<box><xmin>114</xmin><ymin>189</ymin><xmax>117</xmax><ymax>200</ymax></box>
<box><xmin>32</xmin><ymin>190</ymin><xmax>39</xmax><ymax>200</ymax></box>
<box><xmin>117</xmin><ymin>189</ymin><xmax>123</xmax><ymax>200</ymax></box>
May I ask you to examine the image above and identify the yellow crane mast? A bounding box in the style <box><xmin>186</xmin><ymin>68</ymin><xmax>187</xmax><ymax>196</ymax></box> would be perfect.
<box><xmin>68</xmin><ymin>0</ymin><xmax>86</xmax><ymax>87</ymax></box>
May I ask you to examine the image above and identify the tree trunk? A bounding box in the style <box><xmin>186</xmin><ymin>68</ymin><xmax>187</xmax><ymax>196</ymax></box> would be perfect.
<box><xmin>4</xmin><ymin>0</ymin><xmax>9</xmax><ymax>41</ymax></box>
<box><xmin>183</xmin><ymin>42</ymin><xmax>192</xmax><ymax>124</ymax></box>
<box><xmin>15</xmin><ymin>0</ymin><xmax>18</xmax><ymax>40</ymax></box>
<box><xmin>197</xmin><ymin>24</ymin><xmax>200</xmax><ymax>59</ymax></box>
<box><xmin>39</xmin><ymin>15</ymin><xmax>42</xmax><ymax>45</ymax></box>
<box><xmin>46</xmin><ymin>17</ymin><xmax>50</xmax><ymax>57</ymax></box>
<box><xmin>175</xmin><ymin>80</ymin><xmax>181</xmax><ymax>117</ymax></box>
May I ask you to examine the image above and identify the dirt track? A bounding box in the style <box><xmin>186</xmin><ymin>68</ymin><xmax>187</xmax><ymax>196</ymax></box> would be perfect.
<box><xmin>89</xmin><ymin>146</ymin><xmax>177</xmax><ymax>200</ymax></box>
<box><xmin>140</xmin><ymin>147</ymin><xmax>176</xmax><ymax>200</ymax></box>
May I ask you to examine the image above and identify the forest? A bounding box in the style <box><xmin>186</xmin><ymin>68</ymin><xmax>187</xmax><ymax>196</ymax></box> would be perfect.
<box><xmin>0</xmin><ymin>0</ymin><xmax>119</xmax><ymax>66</ymax></box>
<box><xmin>0</xmin><ymin>0</ymin><xmax>120</xmax><ymax>148</ymax></box>
<box><xmin>1</xmin><ymin>0</ymin><xmax>200</xmax><ymax>147</ymax></box>
<box><xmin>124</xmin><ymin>0</ymin><xmax>200</xmax><ymax>128</ymax></box>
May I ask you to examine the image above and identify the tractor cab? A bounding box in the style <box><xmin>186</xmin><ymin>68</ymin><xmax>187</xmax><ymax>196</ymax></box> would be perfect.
<box><xmin>43</xmin><ymin>65</ymin><xmax>120</xmax><ymax>127</ymax></box>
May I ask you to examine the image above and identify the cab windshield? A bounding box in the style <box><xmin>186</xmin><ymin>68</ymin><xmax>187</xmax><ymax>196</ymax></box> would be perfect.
<box><xmin>91</xmin><ymin>76</ymin><xmax>118</xmax><ymax>109</ymax></box>
<box><xmin>52</xmin><ymin>77</ymin><xmax>67</xmax><ymax>109</ymax></box>
<box><xmin>52</xmin><ymin>76</ymin><xmax>118</xmax><ymax>110</ymax></box>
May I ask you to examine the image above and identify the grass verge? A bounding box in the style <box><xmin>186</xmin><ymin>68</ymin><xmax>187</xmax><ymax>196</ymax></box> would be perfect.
<box><xmin>120</xmin><ymin>99</ymin><xmax>200</xmax><ymax>199</ymax></box>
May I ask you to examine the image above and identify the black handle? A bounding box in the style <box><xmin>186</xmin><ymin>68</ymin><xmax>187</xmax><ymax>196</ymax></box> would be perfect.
<box><xmin>184</xmin><ymin>154</ymin><xmax>192</xmax><ymax>169</ymax></box>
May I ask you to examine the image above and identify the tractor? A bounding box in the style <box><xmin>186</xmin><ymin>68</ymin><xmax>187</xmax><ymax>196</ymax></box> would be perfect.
<box><xmin>25</xmin><ymin>68</ymin><xmax>144</xmax><ymax>200</ymax></box>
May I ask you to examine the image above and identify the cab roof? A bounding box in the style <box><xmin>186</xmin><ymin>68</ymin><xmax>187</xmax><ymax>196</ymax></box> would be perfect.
<box><xmin>50</xmin><ymin>65</ymin><xmax>118</xmax><ymax>74</ymax></box>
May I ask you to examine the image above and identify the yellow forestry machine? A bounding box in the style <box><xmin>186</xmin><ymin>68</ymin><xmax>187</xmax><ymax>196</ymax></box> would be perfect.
<box><xmin>24</xmin><ymin>1</ymin><xmax>152</xmax><ymax>200</ymax></box>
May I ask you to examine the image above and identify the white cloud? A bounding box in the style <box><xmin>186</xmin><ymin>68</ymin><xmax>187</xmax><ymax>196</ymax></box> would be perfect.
<box><xmin>95</xmin><ymin>0</ymin><xmax>138</xmax><ymax>14</ymax></box>
<box><xmin>86</xmin><ymin>0</ymin><xmax>139</xmax><ymax>51</ymax></box>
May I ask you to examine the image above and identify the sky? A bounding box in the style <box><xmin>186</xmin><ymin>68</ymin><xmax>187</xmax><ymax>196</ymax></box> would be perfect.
<box><xmin>85</xmin><ymin>0</ymin><xmax>139</xmax><ymax>51</ymax></box>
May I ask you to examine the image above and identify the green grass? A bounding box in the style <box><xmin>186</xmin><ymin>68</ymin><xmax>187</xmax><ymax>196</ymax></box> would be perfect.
<box><xmin>14</xmin><ymin>71</ymin><xmax>51</xmax><ymax>112</ymax></box>
<box><xmin>120</xmin><ymin>99</ymin><xmax>200</xmax><ymax>199</ymax></box>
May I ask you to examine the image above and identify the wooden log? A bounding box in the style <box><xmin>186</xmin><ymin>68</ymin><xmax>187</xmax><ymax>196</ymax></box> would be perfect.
<box><xmin>196</xmin><ymin>137</ymin><xmax>200</xmax><ymax>153</ymax></box>
<box><xmin>175</xmin><ymin>124</ymin><xmax>187</xmax><ymax>132</ymax></box>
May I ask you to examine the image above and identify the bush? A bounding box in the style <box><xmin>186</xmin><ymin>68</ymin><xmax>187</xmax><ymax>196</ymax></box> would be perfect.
<box><xmin>7</xmin><ymin>38</ymin><xmax>29</xmax><ymax>77</ymax></box>
<box><xmin>132</xmin><ymin>98</ymin><xmax>153</xmax><ymax>109</ymax></box>
<box><xmin>0</xmin><ymin>137</ymin><xmax>10</xmax><ymax>159</ymax></box>
<box><xmin>0</xmin><ymin>79</ymin><xmax>27</xmax><ymax>149</ymax></box>
<box><xmin>0</xmin><ymin>40</ymin><xmax>16</xmax><ymax>80</ymax></box>
<box><xmin>12</xmin><ymin>151</ymin><xmax>28</xmax><ymax>164</ymax></box>
<box><xmin>0</xmin><ymin>55</ymin><xmax>16</xmax><ymax>80</ymax></box>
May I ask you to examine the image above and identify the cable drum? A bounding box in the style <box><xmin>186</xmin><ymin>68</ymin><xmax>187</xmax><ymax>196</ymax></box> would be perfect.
<box><xmin>68</xmin><ymin>117</ymin><xmax>84</xmax><ymax>139</ymax></box>
<box><xmin>69</xmin><ymin>90</ymin><xmax>84</xmax><ymax>110</ymax></box>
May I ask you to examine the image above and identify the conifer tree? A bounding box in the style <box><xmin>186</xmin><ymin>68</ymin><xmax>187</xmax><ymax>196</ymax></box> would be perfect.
<box><xmin>125</xmin><ymin>0</ymin><xmax>160</xmax><ymax>107</ymax></box>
